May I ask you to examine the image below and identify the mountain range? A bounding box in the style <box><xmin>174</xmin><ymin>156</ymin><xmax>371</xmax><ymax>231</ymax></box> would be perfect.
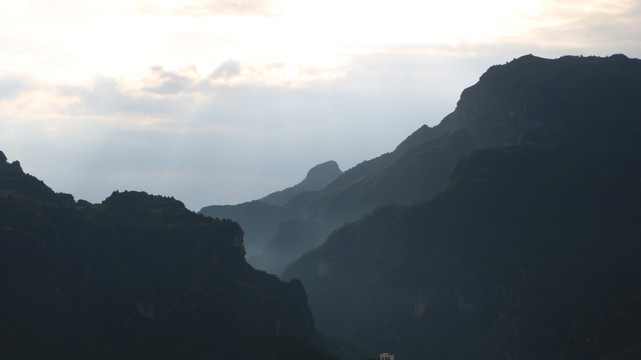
<box><xmin>4</xmin><ymin>53</ymin><xmax>641</xmax><ymax>360</ymax></box>
<box><xmin>203</xmin><ymin>55</ymin><xmax>636</xmax><ymax>277</ymax></box>
<box><xmin>283</xmin><ymin>54</ymin><xmax>641</xmax><ymax>359</ymax></box>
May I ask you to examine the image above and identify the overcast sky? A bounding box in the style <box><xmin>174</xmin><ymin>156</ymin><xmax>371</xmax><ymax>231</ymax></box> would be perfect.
<box><xmin>1</xmin><ymin>0</ymin><xmax>640</xmax><ymax>211</ymax></box>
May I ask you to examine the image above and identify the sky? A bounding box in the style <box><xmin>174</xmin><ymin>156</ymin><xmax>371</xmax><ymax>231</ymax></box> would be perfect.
<box><xmin>1</xmin><ymin>0</ymin><xmax>640</xmax><ymax>211</ymax></box>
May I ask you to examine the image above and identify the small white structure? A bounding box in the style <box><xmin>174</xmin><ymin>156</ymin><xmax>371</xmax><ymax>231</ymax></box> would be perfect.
<box><xmin>380</xmin><ymin>352</ymin><xmax>394</xmax><ymax>360</ymax></box>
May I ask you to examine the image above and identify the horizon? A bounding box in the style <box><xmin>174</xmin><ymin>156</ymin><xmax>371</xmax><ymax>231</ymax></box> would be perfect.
<box><xmin>2</xmin><ymin>0</ymin><xmax>641</xmax><ymax>211</ymax></box>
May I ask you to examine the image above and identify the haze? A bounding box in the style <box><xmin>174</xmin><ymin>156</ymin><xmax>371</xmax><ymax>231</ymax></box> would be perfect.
<box><xmin>2</xmin><ymin>0</ymin><xmax>640</xmax><ymax>210</ymax></box>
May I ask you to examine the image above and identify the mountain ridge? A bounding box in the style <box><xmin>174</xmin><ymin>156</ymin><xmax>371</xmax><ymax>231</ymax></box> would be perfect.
<box><xmin>283</xmin><ymin>53</ymin><xmax>641</xmax><ymax>359</ymax></box>
<box><xmin>199</xmin><ymin>160</ymin><xmax>342</xmax><ymax>268</ymax></box>
<box><xmin>260</xmin><ymin>160</ymin><xmax>343</xmax><ymax>206</ymax></box>
<box><xmin>0</xmin><ymin>152</ymin><xmax>344</xmax><ymax>360</ymax></box>
<box><xmin>204</xmin><ymin>54</ymin><xmax>641</xmax><ymax>276</ymax></box>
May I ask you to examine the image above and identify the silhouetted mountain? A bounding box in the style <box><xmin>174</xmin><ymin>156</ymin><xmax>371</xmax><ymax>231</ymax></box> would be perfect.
<box><xmin>206</xmin><ymin>57</ymin><xmax>626</xmax><ymax>276</ymax></box>
<box><xmin>199</xmin><ymin>161</ymin><xmax>343</xmax><ymax>274</ymax></box>
<box><xmin>283</xmin><ymin>54</ymin><xmax>641</xmax><ymax>359</ymax></box>
<box><xmin>200</xmin><ymin>119</ymin><xmax>480</xmax><ymax>275</ymax></box>
<box><xmin>261</xmin><ymin>161</ymin><xmax>343</xmax><ymax>206</ymax></box>
<box><xmin>0</xmin><ymin>153</ymin><xmax>342</xmax><ymax>360</ymax></box>
<box><xmin>199</xmin><ymin>199</ymin><xmax>284</xmax><ymax>257</ymax></box>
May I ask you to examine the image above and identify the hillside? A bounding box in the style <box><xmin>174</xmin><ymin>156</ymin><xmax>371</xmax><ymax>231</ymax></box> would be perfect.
<box><xmin>203</xmin><ymin>55</ymin><xmax>641</xmax><ymax>277</ymax></box>
<box><xmin>200</xmin><ymin>107</ymin><xmax>478</xmax><ymax>274</ymax></box>
<box><xmin>199</xmin><ymin>161</ymin><xmax>341</xmax><ymax>260</ymax></box>
<box><xmin>0</xmin><ymin>151</ymin><xmax>341</xmax><ymax>360</ymax></box>
<box><xmin>283</xmin><ymin>54</ymin><xmax>641</xmax><ymax>359</ymax></box>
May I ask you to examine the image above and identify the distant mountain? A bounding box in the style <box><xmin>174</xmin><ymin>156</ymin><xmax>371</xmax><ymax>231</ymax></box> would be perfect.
<box><xmin>283</xmin><ymin>54</ymin><xmax>641</xmax><ymax>359</ymax></box>
<box><xmin>0</xmin><ymin>151</ymin><xmax>343</xmax><ymax>360</ymax></box>
<box><xmin>206</xmin><ymin>56</ymin><xmax>622</xmax><ymax>276</ymax></box>
<box><xmin>199</xmin><ymin>161</ymin><xmax>343</xmax><ymax>274</ymax></box>
<box><xmin>199</xmin><ymin>199</ymin><xmax>283</xmax><ymax>256</ymax></box>
<box><xmin>261</xmin><ymin>161</ymin><xmax>343</xmax><ymax>206</ymax></box>
<box><xmin>200</xmin><ymin>119</ymin><xmax>481</xmax><ymax>275</ymax></box>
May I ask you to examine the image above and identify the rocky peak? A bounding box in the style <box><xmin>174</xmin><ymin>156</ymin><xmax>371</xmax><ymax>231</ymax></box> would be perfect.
<box><xmin>301</xmin><ymin>160</ymin><xmax>342</xmax><ymax>187</ymax></box>
<box><xmin>260</xmin><ymin>160</ymin><xmax>343</xmax><ymax>206</ymax></box>
<box><xmin>0</xmin><ymin>150</ymin><xmax>23</xmax><ymax>172</ymax></box>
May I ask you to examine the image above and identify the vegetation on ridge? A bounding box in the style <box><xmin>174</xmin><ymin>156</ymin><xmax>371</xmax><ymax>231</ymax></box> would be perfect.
<box><xmin>0</xmin><ymin>153</ymin><xmax>341</xmax><ymax>360</ymax></box>
<box><xmin>283</xmin><ymin>54</ymin><xmax>641</xmax><ymax>360</ymax></box>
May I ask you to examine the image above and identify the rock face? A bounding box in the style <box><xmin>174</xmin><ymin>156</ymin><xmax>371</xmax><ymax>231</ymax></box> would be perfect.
<box><xmin>283</xmin><ymin>54</ymin><xmax>641</xmax><ymax>360</ymax></box>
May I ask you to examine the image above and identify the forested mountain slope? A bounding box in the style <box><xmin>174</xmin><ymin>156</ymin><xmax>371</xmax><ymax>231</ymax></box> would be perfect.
<box><xmin>283</xmin><ymin>54</ymin><xmax>641</xmax><ymax>360</ymax></box>
<box><xmin>0</xmin><ymin>151</ymin><xmax>341</xmax><ymax>360</ymax></box>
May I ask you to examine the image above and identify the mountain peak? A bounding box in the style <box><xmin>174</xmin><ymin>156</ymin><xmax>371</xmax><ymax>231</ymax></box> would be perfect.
<box><xmin>283</xmin><ymin>53</ymin><xmax>641</xmax><ymax>360</ymax></box>
<box><xmin>0</xmin><ymin>150</ymin><xmax>23</xmax><ymax>172</ymax></box>
<box><xmin>449</xmin><ymin>54</ymin><xmax>641</xmax><ymax>143</ymax></box>
<box><xmin>259</xmin><ymin>160</ymin><xmax>343</xmax><ymax>206</ymax></box>
<box><xmin>301</xmin><ymin>160</ymin><xmax>342</xmax><ymax>186</ymax></box>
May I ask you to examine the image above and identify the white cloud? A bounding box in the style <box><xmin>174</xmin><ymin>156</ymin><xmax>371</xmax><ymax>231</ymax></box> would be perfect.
<box><xmin>209</xmin><ymin>59</ymin><xmax>242</xmax><ymax>80</ymax></box>
<box><xmin>0</xmin><ymin>73</ymin><xmax>34</xmax><ymax>100</ymax></box>
<box><xmin>143</xmin><ymin>65</ymin><xmax>200</xmax><ymax>94</ymax></box>
<box><xmin>57</xmin><ymin>75</ymin><xmax>192</xmax><ymax>120</ymax></box>
<box><xmin>135</xmin><ymin>0</ymin><xmax>275</xmax><ymax>17</ymax></box>
<box><xmin>510</xmin><ymin>0</ymin><xmax>641</xmax><ymax>50</ymax></box>
<box><xmin>2</xmin><ymin>0</ymin><xmax>641</xmax><ymax>210</ymax></box>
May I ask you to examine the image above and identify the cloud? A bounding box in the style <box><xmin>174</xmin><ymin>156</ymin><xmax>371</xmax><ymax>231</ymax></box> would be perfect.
<box><xmin>178</xmin><ymin>0</ymin><xmax>274</xmax><ymax>16</ymax></box>
<box><xmin>56</xmin><ymin>75</ymin><xmax>190</xmax><ymax>122</ymax></box>
<box><xmin>135</xmin><ymin>0</ymin><xmax>275</xmax><ymax>17</ymax></box>
<box><xmin>144</xmin><ymin>65</ymin><xmax>200</xmax><ymax>94</ymax></box>
<box><xmin>0</xmin><ymin>73</ymin><xmax>34</xmax><ymax>101</ymax></box>
<box><xmin>513</xmin><ymin>0</ymin><xmax>641</xmax><ymax>51</ymax></box>
<box><xmin>139</xmin><ymin>60</ymin><xmax>242</xmax><ymax>95</ymax></box>
<box><xmin>209</xmin><ymin>60</ymin><xmax>242</xmax><ymax>80</ymax></box>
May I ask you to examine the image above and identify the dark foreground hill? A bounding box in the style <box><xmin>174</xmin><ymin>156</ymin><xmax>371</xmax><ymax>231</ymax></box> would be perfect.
<box><xmin>283</xmin><ymin>54</ymin><xmax>641</xmax><ymax>359</ymax></box>
<box><xmin>0</xmin><ymin>151</ymin><xmax>341</xmax><ymax>360</ymax></box>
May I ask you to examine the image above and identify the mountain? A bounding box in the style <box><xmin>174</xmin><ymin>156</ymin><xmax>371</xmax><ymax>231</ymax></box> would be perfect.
<box><xmin>261</xmin><ymin>161</ymin><xmax>343</xmax><ymax>206</ymax></box>
<box><xmin>199</xmin><ymin>161</ymin><xmax>343</xmax><ymax>274</ymax></box>
<box><xmin>200</xmin><ymin>117</ymin><xmax>480</xmax><ymax>275</ymax></box>
<box><xmin>0</xmin><ymin>151</ymin><xmax>342</xmax><ymax>360</ymax></box>
<box><xmin>205</xmin><ymin>56</ymin><xmax>625</xmax><ymax>277</ymax></box>
<box><xmin>283</xmin><ymin>54</ymin><xmax>641</xmax><ymax>359</ymax></box>
<box><xmin>199</xmin><ymin>199</ymin><xmax>282</xmax><ymax>257</ymax></box>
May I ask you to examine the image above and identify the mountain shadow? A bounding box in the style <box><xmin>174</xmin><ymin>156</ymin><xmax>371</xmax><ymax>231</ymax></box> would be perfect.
<box><xmin>0</xmin><ymin>151</ymin><xmax>344</xmax><ymax>360</ymax></box>
<box><xmin>283</xmin><ymin>54</ymin><xmax>641</xmax><ymax>359</ymax></box>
